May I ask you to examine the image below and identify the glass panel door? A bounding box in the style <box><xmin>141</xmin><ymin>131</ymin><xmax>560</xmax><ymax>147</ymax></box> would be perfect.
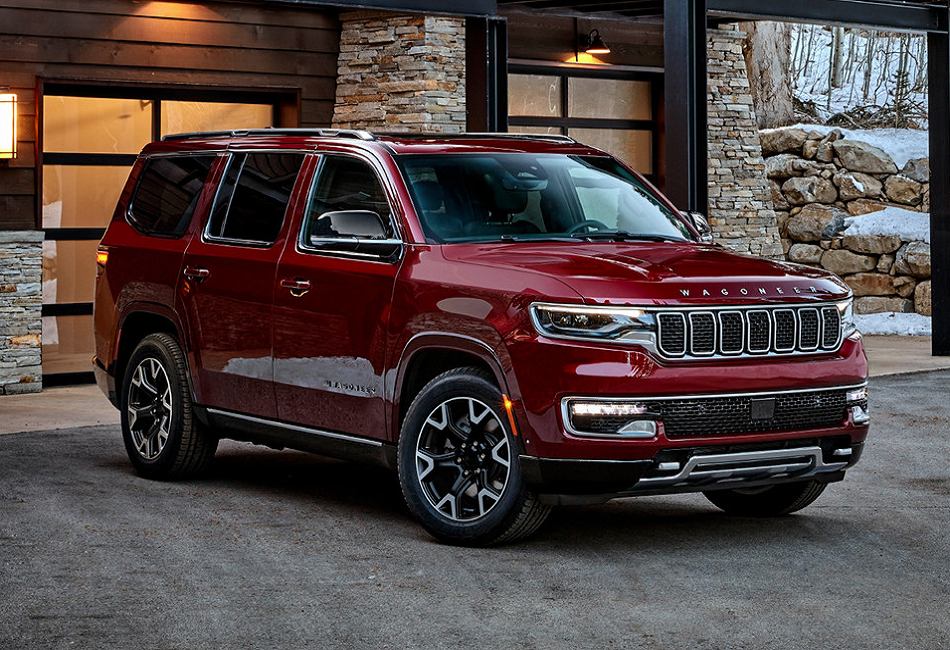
<box><xmin>41</xmin><ymin>90</ymin><xmax>278</xmax><ymax>383</ymax></box>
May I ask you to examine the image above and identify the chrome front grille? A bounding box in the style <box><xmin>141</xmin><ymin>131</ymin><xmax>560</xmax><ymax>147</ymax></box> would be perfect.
<box><xmin>656</xmin><ymin>304</ymin><xmax>843</xmax><ymax>359</ymax></box>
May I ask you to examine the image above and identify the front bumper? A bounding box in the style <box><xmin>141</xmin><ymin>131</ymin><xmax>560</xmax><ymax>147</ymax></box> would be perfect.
<box><xmin>522</xmin><ymin>439</ymin><xmax>864</xmax><ymax>505</ymax></box>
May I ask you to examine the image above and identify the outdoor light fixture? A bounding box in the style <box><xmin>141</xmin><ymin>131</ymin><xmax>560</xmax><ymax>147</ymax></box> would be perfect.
<box><xmin>584</xmin><ymin>29</ymin><xmax>610</xmax><ymax>55</ymax></box>
<box><xmin>0</xmin><ymin>92</ymin><xmax>16</xmax><ymax>160</ymax></box>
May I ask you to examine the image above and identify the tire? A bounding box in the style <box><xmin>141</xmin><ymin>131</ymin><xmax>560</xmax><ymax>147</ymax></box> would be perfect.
<box><xmin>120</xmin><ymin>332</ymin><xmax>217</xmax><ymax>480</ymax></box>
<box><xmin>397</xmin><ymin>368</ymin><xmax>551</xmax><ymax>546</ymax></box>
<box><xmin>703</xmin><ymin>480</ymin><xmax>828</xmax><ymax>517</ymax></box>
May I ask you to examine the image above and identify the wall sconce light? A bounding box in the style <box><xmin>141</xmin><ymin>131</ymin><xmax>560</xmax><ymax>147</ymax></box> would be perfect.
<box><xmin>0</xmin><ymin>91</ymin><xmax>16</xmax><ymax>160</ymax></box>
<box><xmin>584</xmin><ymin>29</ymin><xmax>611</xmax><ymax>55</ymax></box>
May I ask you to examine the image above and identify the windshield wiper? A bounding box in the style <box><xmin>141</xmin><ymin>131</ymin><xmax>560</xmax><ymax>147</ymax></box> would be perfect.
<box><xmin>569</xmin><ymin>230</ymin><xmax>681</xmax><ymax>242</ymax></box>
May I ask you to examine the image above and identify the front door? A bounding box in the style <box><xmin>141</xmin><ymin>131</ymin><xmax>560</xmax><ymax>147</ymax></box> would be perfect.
<box><xmin>273</xmin><ymin>154</ymin><xmax>402</xmax><ymax>439</ymax></box>
<box><xmin>179</xmin><ymin>151</ymin><xmax>307</xmax><ymax>419</ymax></box>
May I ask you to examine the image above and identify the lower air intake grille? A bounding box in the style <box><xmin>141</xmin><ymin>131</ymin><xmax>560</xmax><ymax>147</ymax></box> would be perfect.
<box><xmin>654</xmin><ymin>388</ymin><xmax>851</xmax><ymax>438</ymax></box>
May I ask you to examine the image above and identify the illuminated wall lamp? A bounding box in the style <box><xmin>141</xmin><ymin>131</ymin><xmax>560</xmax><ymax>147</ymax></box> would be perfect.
<box><xmin>584</xmin><ymin>29</ymin><xmax>611</xmax><ymax>55</ymax></box>
<box><xmin>0</xmin><ymin>92</ymin><xmax>17</xmax><ymax>160</ymax></box>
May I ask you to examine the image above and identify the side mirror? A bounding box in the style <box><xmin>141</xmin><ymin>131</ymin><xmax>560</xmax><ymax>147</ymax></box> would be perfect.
<box><xmin>312</xmin><ymin>210</ymin><xmax>389</xmax><ymax>239</ymax></box>
<box><xmin>683</xmin><ymin>211</ymin><xmax>714</xmax><ymax>243</ymax></box>
<box><xmin>307</xmin><ymin>210</ymin><xmax>401</xmax><ymax>260</ymax></box>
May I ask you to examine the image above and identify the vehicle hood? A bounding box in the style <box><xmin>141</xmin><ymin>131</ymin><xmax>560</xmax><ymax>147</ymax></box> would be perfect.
<box><xmin>440</xmin><ymin>241</ymin><xmax>851</xmax><ymax>306</ymax></box>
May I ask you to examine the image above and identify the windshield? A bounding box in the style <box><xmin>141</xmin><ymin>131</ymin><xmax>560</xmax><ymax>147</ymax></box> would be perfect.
<box><xmin>397</xmin><ymin>153</ymin><xmax>693</xmax><ymax>244</ymax></box>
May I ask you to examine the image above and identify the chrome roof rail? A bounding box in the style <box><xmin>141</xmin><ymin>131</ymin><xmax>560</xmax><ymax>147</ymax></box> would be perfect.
<box><xmin>162</xmin><ymin>128</ymin><xmax>376</xmax><ymax>142</ymax></box>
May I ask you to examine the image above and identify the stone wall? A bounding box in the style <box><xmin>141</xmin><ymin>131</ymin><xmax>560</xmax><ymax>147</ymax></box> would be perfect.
<box><xmin>333</xmin><ymin>11</ymin><xmax>466</xmax><ymax>133</ymax></box>
<box><xmin>1</xmin><ymin>231</ymin><xmax>42</xmax><ymax>394</ymax></box>
<box><xmin>706</xmin><ymin>27</ymin><xmax>783</xmax><ymax>259</ymax></box>
<box><xmin>765</xmin><ymin>126</ymin><xmax>931</xmax><ymax>316</ymax></box>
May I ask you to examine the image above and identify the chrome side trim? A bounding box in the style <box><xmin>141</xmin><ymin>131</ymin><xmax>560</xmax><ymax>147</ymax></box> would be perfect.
<box><xmin>206</xmin><ymin>408</ymin><xmax>384</xmax><ymax>447</ymax></box>
<box><xmin>635</xmin><ymin>446</ymin><xmax>848</xmax><ymax>489</ymax></box>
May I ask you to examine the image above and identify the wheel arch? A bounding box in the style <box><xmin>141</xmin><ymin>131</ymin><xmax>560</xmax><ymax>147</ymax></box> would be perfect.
<box><xmin>392</xmin><ymin>333</ymin><xmax>515</xmax><ymax>443</ymax></box>
<box><xmin>114</xmin><ymin>304</ymin><xmax>186</xmax><ymax>392</ymax></box>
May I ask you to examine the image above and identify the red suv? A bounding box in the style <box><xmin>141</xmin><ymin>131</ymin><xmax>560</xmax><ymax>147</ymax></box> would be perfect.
<box><xmin>93</xmin><ymin>130</ymin><xmax>869</xmax><ymax>545</ymax></box>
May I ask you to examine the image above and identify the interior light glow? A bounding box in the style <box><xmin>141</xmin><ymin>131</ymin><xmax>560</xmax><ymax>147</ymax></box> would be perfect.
<box><xmin>0</xmin><ymin>93</ymin><xmax>17</xmax><ymax>160</ymax></box>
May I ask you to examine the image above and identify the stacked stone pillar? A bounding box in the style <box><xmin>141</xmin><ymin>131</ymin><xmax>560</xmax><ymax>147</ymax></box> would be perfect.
<box><xmin>706</xmin><ymin>26</ymin><xmax>784</xmax><ymax>259</ymax></box>
<box><xmin>333</xmin><ymin>12</ymin><xmax>466</xmax><ymax>133</ymax></box>
<box><xmin>1</xmin><ymin>231</ymin><xmax>42</xmax><ymax>394</ymax></box>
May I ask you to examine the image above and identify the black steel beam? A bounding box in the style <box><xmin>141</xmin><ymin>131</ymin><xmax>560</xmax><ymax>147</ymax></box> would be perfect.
<box><xmin>255</xmin><ymin>0</ymin><xmax>498</xmax><ymax>17</ymax></box>
<box><xmin>466</xmin><ymin>17</ymin><xmax>508</xmax><ymax>132</ymax></box>
<box><xmin>663</xmin><ymin>0</ymin><xmax>707</xmax><ymax>213</ymax></box>
<box><xmin>929</xmin><ymin>25</ymin><xmax>950</xmax><ymax>354</ymax></box>
<box><xmin>707</xmin><ymin>0</ymin><xmax>947</xmax><ymax>33</ymax></box>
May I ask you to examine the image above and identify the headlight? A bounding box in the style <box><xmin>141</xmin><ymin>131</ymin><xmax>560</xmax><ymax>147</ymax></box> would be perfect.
<box><xmin>837</xmin><ymin>298</ymin><xmax>857</xmax><ymax>337</ymax></box>
<box><xmin>530</xmin><ymin>303</ymin><xmax>656</xmax><ymax>341</ymax></box>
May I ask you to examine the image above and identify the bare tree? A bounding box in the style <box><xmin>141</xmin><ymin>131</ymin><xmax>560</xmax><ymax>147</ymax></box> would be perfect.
<box><xmin>739</xmin><ymin>21</ymin><xmax>796</xmax><ymax>128</ymax></box>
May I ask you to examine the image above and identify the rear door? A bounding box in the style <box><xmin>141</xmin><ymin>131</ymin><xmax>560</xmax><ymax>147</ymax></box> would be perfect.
<box><xmin>179</xmin><ymin>150</ymin><xmax>308</xmax><ymax>418</ymax></box>
<box><xmin>272</xmin><ymin>153</ymin><xmax>403</xmax><ymax>438</ymax></box>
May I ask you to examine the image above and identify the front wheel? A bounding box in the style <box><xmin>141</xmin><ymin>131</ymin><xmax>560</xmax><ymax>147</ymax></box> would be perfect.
<box><xmin>397</xmin><ymin>368</ymin><xmax>550</xmax><ymax>546</ymax></box>
<box><xmin>120</xmin><ymin>333</ymin><xmax>217</xmax><ymax>480</ymax></box>
<box><xmin>703</xmin><ymin>480</ymin><xmax>828</xmax><ymax>517</ymax></box>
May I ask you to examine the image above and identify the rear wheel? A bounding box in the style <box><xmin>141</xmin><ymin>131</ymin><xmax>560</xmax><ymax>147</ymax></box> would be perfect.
<box><xmin>703</xmin><ymin>480</ymin><xmax>827</xmax><ymax>517</ymax></box>
<box><xmin>120</xmin><ymin>333</ymin><xmax>216</xmax><ymax>480</ymax></box>
<box><xmin>398</xmin><ymin>368</ymin><xmax>550</xmax><ymax>546</ymax></box>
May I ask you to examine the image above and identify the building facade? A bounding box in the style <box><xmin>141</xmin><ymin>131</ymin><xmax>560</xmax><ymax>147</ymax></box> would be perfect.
<box><xmin>1</xmin><ymin>0</ymin><xmax>948</xmax><ymax>393</ymax></box>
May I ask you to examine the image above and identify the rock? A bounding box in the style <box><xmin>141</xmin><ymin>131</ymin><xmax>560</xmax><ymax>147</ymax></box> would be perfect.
<box><xmin>760</xmin><ymin>128</ymin><xmax>809</xmax><ymax>156</ymax></box>
<box><xmin>915</xmin><ymin>280</ymin><xmax>932</xmax><ymax>316</ymax></box>
<box><xmin>786</xmin><ymin>204</ymin><xmax>847</xmax><ymax>242</ymax></box>
<box><xmin>790</xmin><ymin>206</ymin><xmax>802</xmax><ymax>216</ymax></box>
<box><xmin>802</xmin><ymin>139</ymin><xmax>820</xmax><ymax>160</ymax></box>
<box><xmin>821</xmin><ymin>249</ymin><xmax>876</xmax><ymax>275</ymax></box>
<box><xmin>854</xmin><ymin>296</ymin><xmax>914</xmax><ymax>314</ymax></box>
<box><xmin>782</xmin><ymin>176</ymin><xmax>838</xmax><ymax>205</ymax></box>
<box><xmin>787</xmin><ymin>243</ymin><xmax>824</xmax><ymax>264</ymax></box>
<box><xmin>833</xmin><ymin>171</ymin><xmax>882</xmax><ymax>201</ymax></box>
<box><xmin>900</xmin><ymin>157</ymin><xmax>930</xmax><ymax>183</ymax></box>
<box><xmin>782</xmin><ymin>237</ymin><xmax>792</xmax><ymax>255</ymax></box>
<box><xmin>877</xmin><ymin>253</ymin><xmax>895</xmax><ymax>274</ymax></box>
<box><xmin>775</xmin><ymin>210</ymin><xmax>791</xmax><ymax>237</ymax></box>
<box><xmin>814</xmin><ymin>130</ymin><xmax>842</xmax><ymax>163</ymax></box>
<box><xmin>832</xmin><ymin>140</ymin><xmax>898</xmax><ymax>174</ymax></box>
<box><xmin>766</xmin><ymin>154</ymin><xmax>803</xmax><ymax>178</ymax></box>
<box><xmin>807</xmin><ymin>130</ymin><xmax>825</xmax><ymax>140</ymax></box>
<box><xmin>894</xmin><ymin>241</ymin><xmax>931</xmax><ymax>278</ymax></box>
<box><xmin>769</xmin><ymin>179</ymin><xmax>790</xmax><ymax>211</ymax></box>
<box><xmin>846</xmin><ymin>199</ymin><xmax>887</xmax><ymax>216</ymax></box>
<box><xmin>841</xmin><ymin>233</ymin><xmax>902</xmax><ymax>254</ymax></box>
<box><xmin>894</xmin><ymin>275</ymin><xmax>917</xmax><ymax>298</ymax></box>
<box><xmin>922</xmin><ymin>185</ymin><xmax>931</xmax><ymax>213</ymax></box>
<box><xmin>884</xmin><ymin>175</ymin><xmax>923</xmax><ymax>206</ymax></box>
<box><xmin>845</xmin><ymin>273</ymin><xmax>899</xmax><ymax>296</ymax></box>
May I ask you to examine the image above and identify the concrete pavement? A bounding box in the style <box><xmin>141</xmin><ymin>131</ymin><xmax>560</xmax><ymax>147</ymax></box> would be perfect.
<box><xmin>1</xmin><ymin>334</ymin><xmax>949</xmax><ymax>435</ymax></box>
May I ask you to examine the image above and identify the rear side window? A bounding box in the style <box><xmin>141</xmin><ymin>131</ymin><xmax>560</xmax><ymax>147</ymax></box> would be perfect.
<box><xmin>206</xmin><ymin>152</ymin><xmax>306</xmax><ymax>245</ymax></box>
<box><xmin>128</xmin><ymin>155</ymin><xmax>216</xmax><ymax>237</ymax></box>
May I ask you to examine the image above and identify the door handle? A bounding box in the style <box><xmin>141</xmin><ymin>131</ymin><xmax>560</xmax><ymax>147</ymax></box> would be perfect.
<box><xmin>183</xmin><ymin>266</ymin><xmax>211</xmax><ymax>282</ymax></box>
<box><xmin>280</xmin><ymin>277</ymin><xmax>311</xmax><ymax>297</ymax></box>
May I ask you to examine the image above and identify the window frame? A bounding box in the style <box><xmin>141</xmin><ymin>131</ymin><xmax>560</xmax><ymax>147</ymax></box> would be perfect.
<box><xmin>296</xmin><ymin>153</ymin><xmax>404</xmax><ymax>262</ymax></box>
<box><xmin>202</xmin><ymin>150</ymin><xmax>308</xmax><ymax>249</ymax></box>
<box><xmin>507</xmin><ymin>64</ymin><xmax>661</xmax><ymax>182</ymax></box>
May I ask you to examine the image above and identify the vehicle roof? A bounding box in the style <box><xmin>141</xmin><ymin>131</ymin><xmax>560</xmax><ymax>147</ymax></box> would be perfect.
<box><xmin>140</xmin><ymin>129</ymin><xmax>606</xmax><ymax>157</ymax></box>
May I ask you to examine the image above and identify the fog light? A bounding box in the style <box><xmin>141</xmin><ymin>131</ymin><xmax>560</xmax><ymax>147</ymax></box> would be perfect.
<box><xmin>846</xmin><ymin>387</ymin><xmax>867</xmax><ymax>403</ymax></box>
<box><xmin>564</xmin><ymin>400</ymin><xmax>658</xmax><ymax>439</ymax></box>
<box><xmin>570</xmin><ymin>402</ymin><xmax>649</xmax><ymax>418</ymax></box>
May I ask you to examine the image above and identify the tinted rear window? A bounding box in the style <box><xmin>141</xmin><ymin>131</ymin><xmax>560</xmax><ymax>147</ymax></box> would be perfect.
<box><xmin>206</xmin><ymin>152</ymin><xmax>306</xmax><ymax>245</ymax></box>
<box><xmin>129</xmin><ymin>155</ymin><xmax>216</xmax><ymax>237</ymax></box>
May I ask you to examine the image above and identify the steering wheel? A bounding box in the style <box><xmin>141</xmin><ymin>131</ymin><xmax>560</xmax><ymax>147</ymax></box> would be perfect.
<box><xmin>565</xmin><ymin>220</ymin><xmax>610</xmax><ymax>234</ymax></box>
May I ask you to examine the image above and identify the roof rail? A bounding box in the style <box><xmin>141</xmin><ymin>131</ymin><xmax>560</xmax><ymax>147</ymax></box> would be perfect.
<box><xmin>161</xmin><ymin>128</ymin><xmax>377</xmax><ymax>142</ymax></box>
<box><xmin>459</xmin><ymin>132</ymin><xmax>577</xmax><ymax>143</ymax></box>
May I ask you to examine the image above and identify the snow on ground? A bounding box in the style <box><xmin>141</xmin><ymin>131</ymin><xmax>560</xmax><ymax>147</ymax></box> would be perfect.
<box><xmin>855</xmin><ymin>312</ymin><xmax>932</xmax><ymax>336</ymax></box>
<box><xmin>762</xmin><ymin>123</ymin><xmax>929</xmax><ymax>168</ymax></box>
<box><xmin>844</xmin><ymin>206</ymin><xmax>929</xmax><ymax>243</ymax></box>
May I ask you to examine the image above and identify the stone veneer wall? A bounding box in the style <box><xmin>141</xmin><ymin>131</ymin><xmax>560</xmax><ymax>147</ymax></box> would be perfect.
<box><xmin>764</xmin><ymin>126</ymin><xmax>932</xmax><ymax>315</ymax></box>
<box><xmin>1</xmin><ymin>231</ymin><xmax>42</xmax><ymax>394</ymax></box>
<box><xmin>333</xmin><ymin>12</ymin><xmax>465</xmax><ymax>133</ymax></box>
<box><xmin>706</xmin><ymin>27</ymin><xmax>784</xmax><ymax>259</ymax></box>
